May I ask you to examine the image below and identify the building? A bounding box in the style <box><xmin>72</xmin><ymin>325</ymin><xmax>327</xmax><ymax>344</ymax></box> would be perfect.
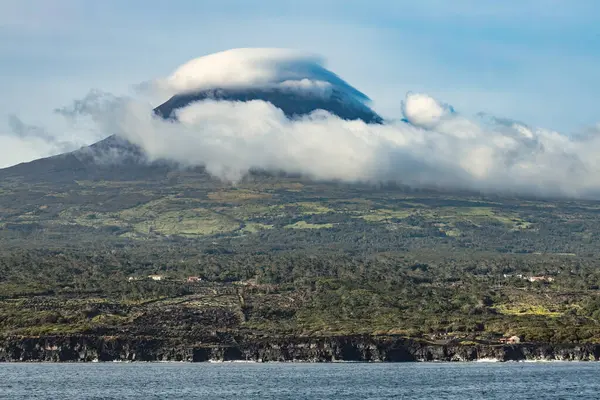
<box><xmin>499</xmin><ymin>335</ymin><xmax>521</xmax><ymax>344</ymax></box>
<box><xmin>503</xmin><ymin>274</ymin><xmax>554</xmax><ymax>283</ymax></box>
<box><xmin>187</xmin><ymin>276</ymin><xmax>202</xmax><ymax>283</ymax></box>
<box><xmin>528</xmin><ymin>276</ymin><xmax>555</xmax><ymax>283</ymax></box>
<box><xmin>148</xmin><ymin>274</ymin><xmax>164</xmax><ymax>281</ymax></box>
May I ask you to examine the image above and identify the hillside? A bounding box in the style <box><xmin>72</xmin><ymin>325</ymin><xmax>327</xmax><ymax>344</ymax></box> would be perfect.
<box><xmin>2</xmin><ymin>75</ymin><xmax>600</xmax><ymax>359</ymax></box>
<box><xmin>2</xmin><ymin>160</ymin><xmax>600</xmax><ymax>353</ymax></box>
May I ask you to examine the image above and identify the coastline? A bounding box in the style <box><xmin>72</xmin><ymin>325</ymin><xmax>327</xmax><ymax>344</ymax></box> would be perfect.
<box><xmin>2</xmin><ymin>335</ymin><xmax>599</xmax><ymax>363</ymax></box>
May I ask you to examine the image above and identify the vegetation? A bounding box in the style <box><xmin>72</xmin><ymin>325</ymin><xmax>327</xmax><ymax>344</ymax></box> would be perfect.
<box><xmin>2</xmin><ymin>169</ymin><xmax>600</xmax><ymax>344</ymax></box>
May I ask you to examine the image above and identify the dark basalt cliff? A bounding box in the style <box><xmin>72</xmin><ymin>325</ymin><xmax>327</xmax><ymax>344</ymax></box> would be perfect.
<box><xmin>2</xmin><ymin>335</ymin><xmax>599</xmax><ymax>363</ymax></box>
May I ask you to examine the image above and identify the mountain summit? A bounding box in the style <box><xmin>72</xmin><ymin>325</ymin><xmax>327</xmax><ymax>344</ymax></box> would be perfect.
<box><xmin>154</xmin><ymin>48</ymin><xmax>382</xmax><ymax>123</ymax></box>
<box><xmin>154</xmin><ymin>87</ymin><xmax>382</xmax><ymax>124</ymax></box>
<box><xmin>0</xmin><ymin>48</ymin><xmax>383</xmax><ymax>182</ymax></box>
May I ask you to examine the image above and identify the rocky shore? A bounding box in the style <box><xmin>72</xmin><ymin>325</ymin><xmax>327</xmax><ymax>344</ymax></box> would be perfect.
<box><xmin>2</xmin><ymin>335</ymin><xmax>599</xmax><ymax>362</ymax></box>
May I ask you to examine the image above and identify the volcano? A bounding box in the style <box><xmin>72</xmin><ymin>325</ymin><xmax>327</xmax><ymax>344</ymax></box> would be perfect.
<box><xmin>0</xmin><ymin>86</ymin><xmax>382</xmax><ymax>184</ymax></box>
<box><xmin>0</xmin><ymin>49</ymin><xmax>383</xmax><ymax>183</ymax></box>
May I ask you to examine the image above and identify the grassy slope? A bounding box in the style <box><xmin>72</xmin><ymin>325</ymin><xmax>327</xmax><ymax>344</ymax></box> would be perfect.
<box><xmin>1</xmin><ymin>172</ymin><xmax>600</xmax><ymax>343</ymax></box>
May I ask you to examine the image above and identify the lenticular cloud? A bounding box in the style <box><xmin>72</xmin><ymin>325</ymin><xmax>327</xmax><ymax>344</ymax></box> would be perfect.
<box><xmin>155</xmin><ymin>48</ymin><xmax>370</xmax><ymax>104</ymax></box>
<box><xmin>61</xmin><ymin>48</ymin><xmax>600</xmax><ymax>199</ymax></box>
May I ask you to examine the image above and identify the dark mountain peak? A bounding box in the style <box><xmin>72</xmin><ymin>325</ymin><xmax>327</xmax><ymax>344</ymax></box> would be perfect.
<box><xmin>153</xmin><ymin>87</ymin><xmax>383</xmax><ymax>124</ymax></box>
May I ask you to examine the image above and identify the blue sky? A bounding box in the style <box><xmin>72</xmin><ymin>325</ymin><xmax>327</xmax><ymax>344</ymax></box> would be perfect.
<box><xmin>1</xmin><ymin>0</ymin><xmax>599</xmax><ymax>165</ymax></box>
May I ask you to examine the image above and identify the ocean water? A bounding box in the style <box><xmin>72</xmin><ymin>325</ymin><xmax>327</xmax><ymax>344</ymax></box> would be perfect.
<box><xmin>2</xmin><ymin>362</ymin><xmax>600</xmax><ymax>399</ymax></box>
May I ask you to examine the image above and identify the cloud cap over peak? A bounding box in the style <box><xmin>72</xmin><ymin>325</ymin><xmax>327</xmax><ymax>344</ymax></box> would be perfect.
<box><xmin>158</xmin><ymin>48</ymin><xmax>371</xmax><ymax>103</ymax></box>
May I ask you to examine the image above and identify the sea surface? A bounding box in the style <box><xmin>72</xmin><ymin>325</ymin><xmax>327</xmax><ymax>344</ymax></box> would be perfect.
<box><xmin>2</xmin><ymin>361</ymin><xmax>600</xmax><ymax>399</ymax></box>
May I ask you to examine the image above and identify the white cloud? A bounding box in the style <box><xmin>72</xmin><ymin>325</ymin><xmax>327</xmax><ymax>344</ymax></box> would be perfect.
<box><xmin>164</xmin><ymin>48</ymin><xmax>319</xmax><ymax>93</ymax></box>
<box><xmin>9</xmin><ymin>47</ymin><xmax>600</xmax><ymax>199</ymax></box>
<box><xmin>402</xmin><ymin>93</ymin><xmax>454</xmax><ymax>129</ymax></box>
<box><xmin>59</xmin><ymin>88</ymin><xmax>600</xmax><ymax>199</ymax></box>
<box><xmin>151</xmin><ymin>48</ymin><xmax>370</xmax><ymax>104</ymax></box>
<box><xmin>278</xmin><ymin>79</ymin><xmax>333</xmax><ymax>98</ymax></box>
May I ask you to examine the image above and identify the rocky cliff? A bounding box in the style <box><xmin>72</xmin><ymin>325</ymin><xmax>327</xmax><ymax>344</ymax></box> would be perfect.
<box><xmin>2</xmin><ymin>335</ymin><xmax>599</xmax><ymax>362</ymax></box>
